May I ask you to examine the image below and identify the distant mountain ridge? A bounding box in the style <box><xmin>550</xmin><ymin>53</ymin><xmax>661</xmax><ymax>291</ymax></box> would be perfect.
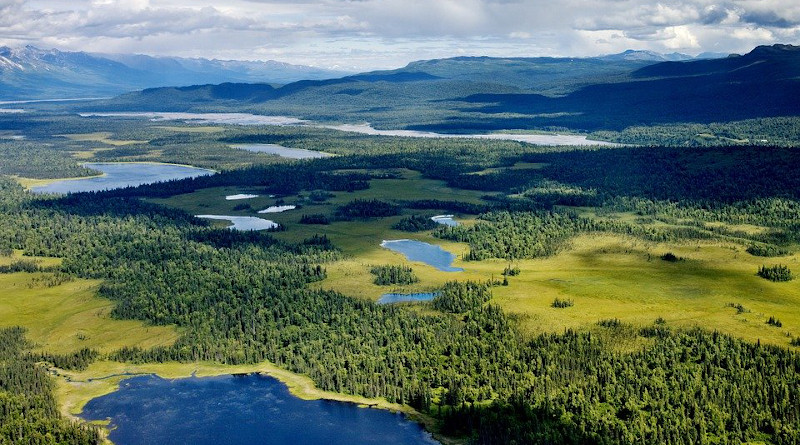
<box><xmin>90</xmin><ymin>44</ymin><xmax>800</xmax><ymax>133</ymax></box>
<box><xmin>0</xmin><ymin>46</ymin><xmax>347</xmax><ymax>100</ymax></box>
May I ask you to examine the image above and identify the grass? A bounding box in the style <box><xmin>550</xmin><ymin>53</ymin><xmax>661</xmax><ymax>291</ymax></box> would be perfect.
<box><xmin>492</xmin><ymin>234</ymin><xmax>800</xmax><ymax>346</ymax></box>
<box><xmin>146</xmin><ymin>171</ymin><xmax>800</xmax><ymax>349</ymax></box>
<box><xmin>0</xmin><ymin>252</ymin><xmax>178</xmax><ymax>354</ymax></box>
<box><xmin>320</xmin><ymin>232</ymin><xmax>800</xmax><ymax>348</ymax></box>
<box><xmin>12</xmin><ymin>173</ymin><xmax>104</xmax><ymax>189</ymax></box>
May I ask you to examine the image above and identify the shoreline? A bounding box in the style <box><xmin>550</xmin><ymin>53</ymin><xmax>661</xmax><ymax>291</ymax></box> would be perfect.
<box><xmin>14</xmin><ymin>161</ymin><xmax>216</xmax><ymax>190</ymax></box>
<box><xmin>55</xmin><ymin>360</ymin><xmax>457</xmax><ymax>445</ymax></box>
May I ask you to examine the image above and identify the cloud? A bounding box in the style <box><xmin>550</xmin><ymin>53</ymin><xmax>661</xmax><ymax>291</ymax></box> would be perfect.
<box><xmin>0</xmin><ymin>0</ymin><xmax>798</xmax><ymax>70</ymax></box>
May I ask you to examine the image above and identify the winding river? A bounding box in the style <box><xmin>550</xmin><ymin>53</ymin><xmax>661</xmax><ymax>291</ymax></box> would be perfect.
<box><xmin>79</xmin><ymin>112</ymin><xmax>621</xmax><ymax>146</ymax></box>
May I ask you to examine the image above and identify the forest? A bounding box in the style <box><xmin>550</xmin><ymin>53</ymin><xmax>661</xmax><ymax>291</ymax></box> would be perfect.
<box><xmin>1</xmin><ymin>110</ymin><xmax>800</xmax><ymax>445</ymax></box>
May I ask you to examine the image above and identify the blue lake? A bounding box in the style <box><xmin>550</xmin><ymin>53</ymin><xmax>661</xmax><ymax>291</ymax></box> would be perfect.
<box><xmin>378</xmin><ymin>293</ymin><xmax>438</xmax><ymax>305</ymax></box>
<box><xmin>31</xmin><ymin>163</ymin><xmax>213</xmax><ymax>194</ymax></box>
<box><xmin>232</xmin><ymin>143</ymin><xmax>332</xmax><ymax>159</ymax></box>
<box><xmin>380</xmin><ymin>240</ymin><xmax>463</xmax><ymax>272</ymax></box>
<box><xmin>80</xmin><ymin>374</ymin><xmax>437</xmax><ymax>445</ymax></box>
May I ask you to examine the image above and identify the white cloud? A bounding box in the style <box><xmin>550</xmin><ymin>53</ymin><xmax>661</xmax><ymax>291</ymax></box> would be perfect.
<box><xmin>0</xmin><ymin>0</ymin><xmax>798</xmax><ymax>70</ymax></box>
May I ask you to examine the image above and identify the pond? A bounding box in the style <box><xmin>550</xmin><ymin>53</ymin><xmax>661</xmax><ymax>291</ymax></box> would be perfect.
<box><xmin>30</xmin><ymin>163</ymin><xmax>213</xmax><ymax>194</ymax></box>
<box><xmin>377</xmin><ymin>293</ymin><xmax>438</xmax><ymax>305</ymax></box>
<box><xmin>430</xmin><ymin>215</ymin><xmax>458</xmax><ymax>227</ymax></box>
<box><xmin>232</xmin><ymin>143</ymin><xmax>333</xmax><ymax>159</ymax></box>
<box><xmin>258</xmin><ymin>205</ymin><xmax>296</xmax><ymax>213</ymax></box>
<box><xmin>195</xmin><ymin>215</ymin><xmax>278</xmax><ymax>231</ymax></box>
<box><xmin>380</xmin><ymin>240</ymin><xmax>463</xmax><ymax>272</ymax></box>
<box><xmin>80</xmin><ymin>374</ymin><xmax>438</xmax><ymax>445</ymax></box>
<box><xmin>226</xmin><ymin>194</ymin><xmax>259</xmax><ymax>200</ymax></box>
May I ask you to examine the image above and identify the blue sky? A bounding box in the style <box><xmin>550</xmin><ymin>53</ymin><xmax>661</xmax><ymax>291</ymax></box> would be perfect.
<box><xmin>2</xmin><ymin>0</ymin><xmax>799</xmax><ymax>70</ymax></box>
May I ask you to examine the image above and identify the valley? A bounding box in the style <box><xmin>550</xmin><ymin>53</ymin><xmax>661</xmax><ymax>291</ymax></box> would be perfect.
<box><xmin>1</xmin><ymin>44</ymin><xmax>800</xmax><ymax>445</ymax></box>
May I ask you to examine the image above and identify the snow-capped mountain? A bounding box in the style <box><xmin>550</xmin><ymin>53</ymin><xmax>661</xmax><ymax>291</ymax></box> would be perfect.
<box><xmin>0</xmin><ymin>46</ymin><xmax>348</xmax><ymax>100</ymax></box>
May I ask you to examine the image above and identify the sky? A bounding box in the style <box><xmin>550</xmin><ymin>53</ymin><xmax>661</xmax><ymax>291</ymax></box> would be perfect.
<box><xmin>1</xmin><ymin>0</ymin><xmax>799</xmax><ymax>71</ymax></box>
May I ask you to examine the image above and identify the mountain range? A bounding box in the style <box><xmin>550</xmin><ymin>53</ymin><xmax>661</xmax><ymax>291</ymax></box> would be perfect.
<box><xmin>7</xmin><ymin>44</ymin><xmax>800</xmax><ymax>134</ymax></box>
<box><xmin>0</xmin><ymin>46</ymin><xmax>347</xmax><ymax>100</ymax></box>
<box><xmin>81</xmin><ymin>44</ymin><xmax>800</xmax><ymax>133</ymax></box>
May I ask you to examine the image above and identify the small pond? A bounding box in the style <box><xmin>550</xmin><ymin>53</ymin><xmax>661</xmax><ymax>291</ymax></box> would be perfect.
<box><xmin>80</xmin><ymin>374</ymin><xmax>438</xmax><ymax>445</ymax></box>
<box><xmin>377</xmin><ymin>293</ymin><xmax>438</xmax><ymax>305</ymax></box>
<box><xmin>30</xmin><ymin>163</ymin><xmax>213</xmax><ymax>194</ymax></box>
<box><xmin>430</xmin><ymin>215</ymin><xmax>458</xmax><ymax>227</ymax></box>
<box><xmin>196</xmin><ymin>215</ymin><xmax>278</xmax><ymax>231</ymax></box>
<box><xmin>380</xmin><ymin>240</ymin><xmax>463</xmax><ymax>272</ymax></box>
<box><xmin>258</xmin><ymin>205</ymin><xmax>297</xmax><ymax>213</ymax></box>
<box><xmin>226</xmin><ymin>194</ymin><xmax>259</xmax><ymax>200</ymax></box>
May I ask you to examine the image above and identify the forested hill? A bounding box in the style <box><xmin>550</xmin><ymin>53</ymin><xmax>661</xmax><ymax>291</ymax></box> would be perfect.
<box><xmin>457</xmin><ymin>44</ymin><xmax>800</xmax><ymax>130</ymax></box>
<box><xmin>84</xmin><ymin>44</ymin><xmax>800</xmax><ymax>133</ymax></box>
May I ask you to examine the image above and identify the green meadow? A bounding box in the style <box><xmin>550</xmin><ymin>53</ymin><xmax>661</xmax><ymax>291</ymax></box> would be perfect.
<box><xmin>147</xmin><ymin>168</ymin><xmax>800</xmax><ymax>349</ymax></box>
<box><xmin>0</xmin><ymin>252</ymin><xmax>178</xmax><ymax>354</ymax></box>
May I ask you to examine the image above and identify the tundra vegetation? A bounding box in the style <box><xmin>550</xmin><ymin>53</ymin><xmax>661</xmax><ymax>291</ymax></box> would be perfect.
<box><xmin>1</xmin><ymin>111</ymin><xmax>799</xmax><ymax>444</ymax></box>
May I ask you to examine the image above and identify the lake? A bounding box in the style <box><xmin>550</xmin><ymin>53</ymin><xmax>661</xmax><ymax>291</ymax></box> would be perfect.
<box><xmin>195</xmin><ymin>215</ymin><xmax>279</xmax><ymax>231</ymax></box>
<box><xmin>80</xmin><ymin>374</ymin><xmax>438</xmax><ymax>445</ymax></box>
<box><xmin>232</xmin><ymin>143</ymin><xmax>333</xmax><ymax>159</ymax></box>
<box><xmin>377</xmin><ymin>293</ymin><xmax>438</xmax><ymax>305</ymax></box>
<box><xmin>30</xmin><ymin>163</ymin><xmax>213</xmax><ymax>194</ymax></box>
<box><xmin>380</xmin><ymin>240</ymin><xmax>463</xmax><ymax>272</ymax></box>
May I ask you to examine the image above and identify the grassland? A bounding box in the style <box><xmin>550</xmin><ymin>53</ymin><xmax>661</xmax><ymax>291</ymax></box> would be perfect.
<box><xmin>147</xmin><ymin>169</ymin><xmax>800</xmax><ymax>348</ymax></box>
<box><xmin>321</xmin><ymin>231</ymin><xmax>800</xmax><ymax>347</ymax></box>
<box><xmin>0</xmin><ymin>252</ymin><xmax>178</xmax><ymax>354</ymax></box>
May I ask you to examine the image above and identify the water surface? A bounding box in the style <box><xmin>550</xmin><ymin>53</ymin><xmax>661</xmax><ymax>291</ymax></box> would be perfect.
<box><xmin>430</xmin><ymin>215</ymin><xmax>459</xmax><ymax>227</ymax></box>
<box><xmin>233</xmin><ymin>143</ymin><xmax>333</xmax><ymax>159</ymax></box>
<box><xmin>79</xmin><ymin>112</ymin><xmax>621</xmax><ymax>146</ymax></box>
<box><xmin>327</xmin><ymin>123</ymin><xmax>622</xmax><ymax>146</ymax></box>
<box><xmin>258</xmin><ymin>205</ymin><xmax>297</xmax><ymax>213</ymax></box>
<box><xmin>196</xmin><ymin>215</ymin><xmax>278</xmax><ymax>231</ymax></box>
<box><xmin>380</xmin><ymin>240</ymin><xmax>463</xmax><ymax>272</ymax></box>
<box><xmin>31</xmin><ymin>163</ymin><xmax>213</xmax><ymax>194</ymax></box>
<box><xmin>378</xmin><ymin>293</ymin><xmax>438</xmax><ymax>305</ymax></box>
<box><xmin>80</xmin><ymin>374</ymin><xmax>437</xmax><ymax>445</ymax></box>
<box><xmin>80</xmin><ymin>112</ymin><xmax>305</xmax><ymax>126</ymax></box>
<box><xmin>226</xmin><ymin>194</ymin><xmax>259</xmax><ymax>200</ymax></box>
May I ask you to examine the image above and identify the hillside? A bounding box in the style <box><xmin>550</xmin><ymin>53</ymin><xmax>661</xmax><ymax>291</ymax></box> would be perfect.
<box><xmin>454</xmin><ymin>44</ymin><xmax>800</xmax><ymax>130</ymax></box>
